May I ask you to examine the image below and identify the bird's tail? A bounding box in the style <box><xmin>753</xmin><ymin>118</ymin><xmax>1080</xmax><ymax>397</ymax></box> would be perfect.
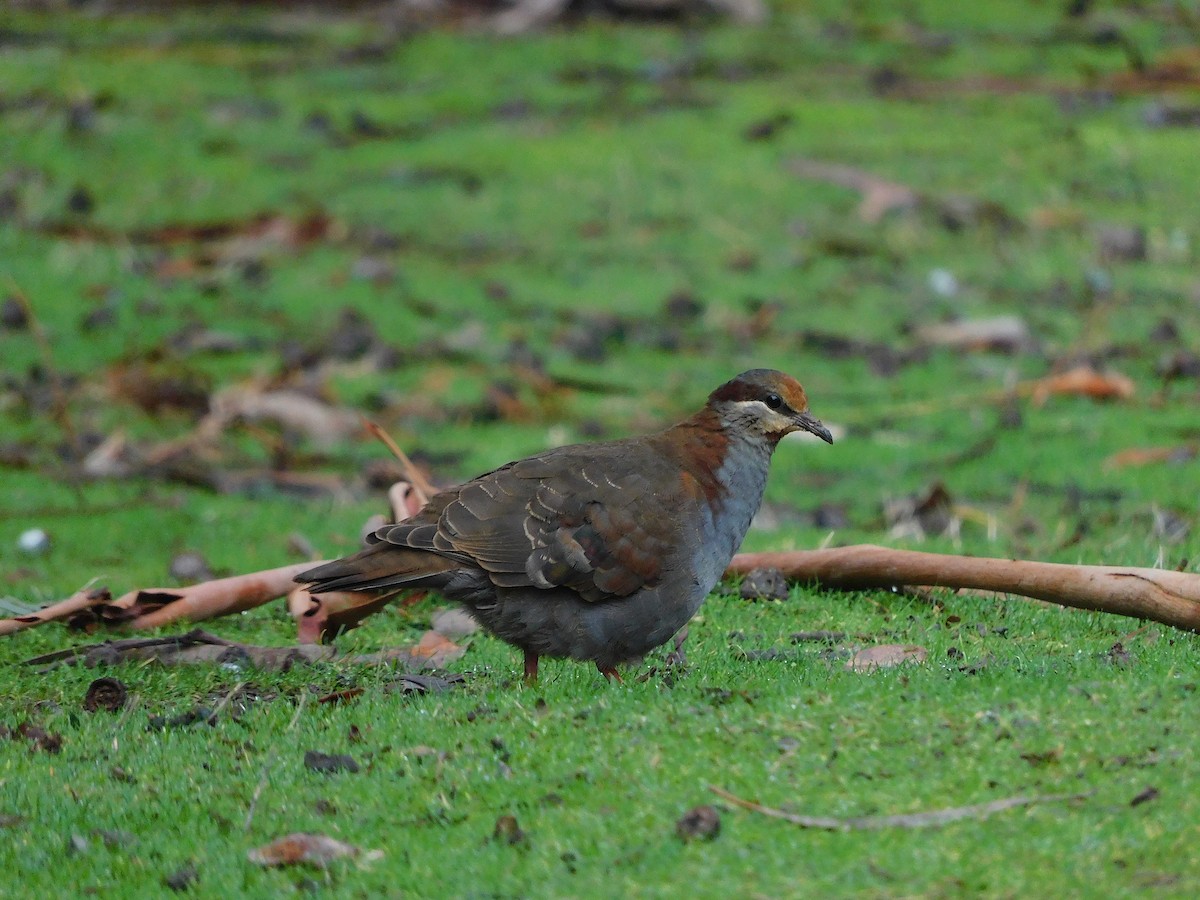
<box><xmin>297</xmin><ymin>544</ymin><xmax>459</xmax><ymax>595</ymax></box>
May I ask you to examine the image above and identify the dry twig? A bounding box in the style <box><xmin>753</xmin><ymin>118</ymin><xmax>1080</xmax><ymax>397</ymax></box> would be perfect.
<box><xmin>709</xmin><ymin>784</ymin><xmax>1091</xmax><ymax>830</ymax></box>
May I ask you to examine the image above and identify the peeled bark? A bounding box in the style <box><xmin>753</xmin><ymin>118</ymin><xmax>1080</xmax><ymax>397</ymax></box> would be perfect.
<box><xmin>727</xmin><ymin>544</ymin><xmax>1200</xmax><ymax>632</ymax></box>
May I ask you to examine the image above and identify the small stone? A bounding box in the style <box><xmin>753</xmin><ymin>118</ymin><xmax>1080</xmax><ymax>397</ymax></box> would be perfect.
<box><xmin>676</xmin><ymin>804</ymin><xmax>721</xmax><ymax>842</ymax></box>
<box><xmin>17</xmin><ymin>528</ymin><xmax>50</xmax><ymax>555</ymax></box>
<box><xmin>1096</xmin><ymin>224</ymin><xmax>1147</xmax><ymax>263</ymax></box>
<box><xmin>169</xmin><ymin>551</ymin><xmax>213</xmax><ymax>584</ymax></box>
<box><xmin>430</xmin><ymin>607</ymin><xmax>480</xmax><ymax>640</ymax></box>
<box><xmin>928</xmin><ymin>268</ymin><xmax>959</xmax><ymax>297</ymax></box>
<box><xmin>0</xmin><ymin>296</ymin><xmax>28</xmax><ymax>330</ymax></box>
<box><xmin>739</xmin><ymin>567</ymin><xmax>789</xmax><ymax>601</ymax></box>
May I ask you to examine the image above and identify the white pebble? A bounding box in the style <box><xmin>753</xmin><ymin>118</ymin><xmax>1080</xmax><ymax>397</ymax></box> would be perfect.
<box><xmin>17</xmin><ymin>528</ymin><xmax>50</xmax><ymax>555</ymax></box>
<box><xmin>928</xmin><ymin>268</ymin><xmax>959</xmax><ymax>297</ymax></box>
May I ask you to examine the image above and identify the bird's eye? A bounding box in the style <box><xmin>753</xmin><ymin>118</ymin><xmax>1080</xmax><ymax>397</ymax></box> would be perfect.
<box><xmin>764</xmin><ymin>393</ymin><xmax>783</xmax><ymax>410</ymax></box>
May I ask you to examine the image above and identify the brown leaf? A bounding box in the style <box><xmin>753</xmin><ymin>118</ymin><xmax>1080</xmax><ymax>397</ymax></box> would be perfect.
<box><xmin>845</xmin><ymin>644</ymin><xmax>928</xmax><ymax>672</ymax></box>
<box><xmin>408</xmin><ymin>630</ymin><xmax>466</xmax><ymax>668</ymax></box>
<box><xmin>789</xmin><ymin>158</ymin><xmax>920</xmax><ymax>223</ymax></box>
<box><xmin>1130</xmin><ymin>786</ymin><xmax>1160</xmax><ymax>807</ymax></box>
<box><xmin>1028</xmin><ymin>364</ymin><xmax>1135</xmax><ymax>405</ymax></box>
<box><xmin>1103</xmin><ymin>445</ymin><xmax>1198</xmax><ymax>470</ymax></box>
<box><xmin>15</xmin><ymin>722</ymin><xmax>64</xmax><ymax>753</ymax></box>
<box><xmin>316</xmin><ymin>688</ymin><xmax>364</xmax><ymax>705</ymax></box>
<box><xmin>247</xmin><ymin>833</ymin><xmax>375</xmax><ymax>868</ymax></box>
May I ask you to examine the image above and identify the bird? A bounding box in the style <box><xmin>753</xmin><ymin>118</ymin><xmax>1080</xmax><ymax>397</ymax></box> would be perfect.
<box><xmin>297</xmin><ymin>369</ymin><xmax>832</xmax><ymax>682</ymax></box>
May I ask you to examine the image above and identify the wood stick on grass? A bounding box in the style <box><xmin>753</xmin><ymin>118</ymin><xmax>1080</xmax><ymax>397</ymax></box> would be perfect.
<box><xmin>709</xmin><ymin>785</ymin><xmax>1092</xmax><ymax>830</ymax></box>
<box><xmin>0</xmin><ymin>585</ymin><xmax>111</xmax><ymax>636</ymax></box>
<box><xmin>120</xmin><ymin>562</ymin><xmax>331</xmax><ymax>630</ymax></box>
<box><xmin>727</xmin><ymin>544</ymin><xmax>1200</xmax><ymax>632</ymax></box>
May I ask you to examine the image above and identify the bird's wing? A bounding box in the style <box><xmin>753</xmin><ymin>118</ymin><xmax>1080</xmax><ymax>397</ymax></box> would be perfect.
<box><xmin>372</xmin><ymin>451</ymin><xmax>669</xmax><ymax>601</ymax></box>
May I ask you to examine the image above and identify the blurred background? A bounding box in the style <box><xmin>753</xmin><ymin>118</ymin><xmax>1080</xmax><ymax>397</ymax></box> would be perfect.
<box><xmin>3</xmin><ymin>0</ymin><xmax>1199</xmax><ymax>593</ymax></box>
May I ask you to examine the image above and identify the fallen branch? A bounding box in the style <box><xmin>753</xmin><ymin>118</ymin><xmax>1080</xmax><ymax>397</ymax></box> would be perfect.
<box><xmin>709</xmin><ymin>784</ymin><xmax>1092</xmax><ymax>831</ymax></box>
<box><xmin>0</xmin><ymin>585</ymin><xmax>111</xmax><ymax>636</ymax></box>
<box><xmin>22</xmin><ymin>627</ymin><xmax>471</xmax><ymax>676</ymax></box>
<box><xmin>727</xmin><ymin>544</ymin><xmax>1200</xmax><ymax>632</ymax></box>
<box><xmin>113</xmin><ymin>561</ymin><xmax>332</xmax><ymax>630</ymax></box>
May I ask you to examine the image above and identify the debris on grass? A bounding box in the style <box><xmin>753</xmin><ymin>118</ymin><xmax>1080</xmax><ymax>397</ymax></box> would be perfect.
<box><xmin>303</xmin><ymin>750</ymin><xmax>360</xmax><ymax>775</ymax></box>
<box><xmin>914</xmin><ymin>316</ymin><xmax>1033</xmax><ymax>354</ymax></box>
<box><xmin>492</xmin><ymin>814</ymin><xmax>527</xmax><ymax>846</ymax></box>
<box><xmin>12</xmin><ymin>721</ymin><xmax>64</xmax><ymax>754</ymax></box>
<box><xmin>1027</xmin><ymin>364</ymin><xmax>1135</xmax><ymax>405</ymax></box>
<box><xmin>163</xmin><ymin>862</ymin><xmax>199</xmax><ymax>892</ymax></box>
<box><xmin>0</xmin><ymin>585</ymin><xmax>112</xmax><ymax>636</ymax></box>
<box><xmin>738</xmin><ymin>567</ymin><xmax>790</xmax><ymax>601</ymax></box>
<box><xmin>676</xmin><ymin>804</ymin><xmax>721</xmax><ymax>842</ymax></box>
<box><xmin>248</xmin><ymin>833</ymin><xmax>380</xmax><ymax>868</ymax></box>
<box><xmin>83</xmin><ymin>676</ymin><xmax>128</xmax><ymax>712</ymax></box>
<box><xmin>22</xmin><ymin>627</ymin><xmax>471</xmax><ymax>680</ymax></box>
<box><xmin>845</xmin><ymin>644</ymin><xmax>928</xmax><ymax>672</ymax></box>
<box><xmin>709</xmin><ymin>785</ymin><xmax>1092</xmax><ymax>830</ymax></box>
<box><xmin>1130</xmin><ymin>786</ymin><xmax>1160</xmax><ymax>807</ymax></box>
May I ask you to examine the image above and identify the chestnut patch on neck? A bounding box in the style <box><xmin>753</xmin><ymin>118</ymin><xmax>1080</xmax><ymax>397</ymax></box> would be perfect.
<box><xmin>669</xmin><ymin>407</ymin><xmax>730</xmax><ymax>505</ymax></box>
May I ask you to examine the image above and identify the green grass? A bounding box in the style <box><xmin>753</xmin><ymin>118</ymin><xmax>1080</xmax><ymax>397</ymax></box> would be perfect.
<box><xmin>3</xmin><ymin>1</ymin><xmax>1200</xmax><ymax>896</ymax></box>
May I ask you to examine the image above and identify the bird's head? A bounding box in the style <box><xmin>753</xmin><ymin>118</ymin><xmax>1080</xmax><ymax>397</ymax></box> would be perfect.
<box><xmin>708</xmin><ymin>369</ymin><xmax>833</xmax><ymax>445</ymax></box>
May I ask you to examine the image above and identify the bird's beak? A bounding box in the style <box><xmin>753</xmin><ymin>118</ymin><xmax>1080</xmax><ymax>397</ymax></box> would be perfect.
<box><xmin>796</xmin><ymin>411</ymin><xmax>834</xmax><ymax>444</ymax></box>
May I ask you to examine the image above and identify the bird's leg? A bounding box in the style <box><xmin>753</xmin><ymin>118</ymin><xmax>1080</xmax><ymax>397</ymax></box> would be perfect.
<box><xmin>597</xmin><ymin>663</ymin><xmax>623</xmax><ymax>684</ymax></box>
<box><xmin>523</xmin><ymin>651</ymin><xmax>539</xmax><ymax>684</ymax></box>
<box><xmin>665</xmin><ymin>624</ymin><xmax>689</xmax><ymax>669</ymax></box>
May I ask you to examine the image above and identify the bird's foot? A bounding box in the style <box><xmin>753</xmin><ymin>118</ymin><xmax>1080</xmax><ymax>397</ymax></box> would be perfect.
<box><xmin>597</xmin><ymin>663</ymin><xmax>623</xmax><ymax>683</ymax></box>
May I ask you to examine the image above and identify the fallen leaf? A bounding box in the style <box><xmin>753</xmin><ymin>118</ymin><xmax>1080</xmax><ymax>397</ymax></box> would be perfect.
<box><xmin>1103</xmin><ymin>445</ymin><xmax>1198</xmax><ymax>470</ymax></box>
<box><xmin>1027</xmin><ymin>365</ymin><xmax>1135</xmax><ymax>405</ymax></box>
<box><xmin>789</xmin><ymin>157</ymin><xmax>920</xmax><ymax>223</ymax></box>
<box><xmin>1130</xmin><ymin>786</ymin><xmax>1160</xmax><ymax>807</ymax></box>
<box><xmin>316</xmin><ymin>688</ymin><xmax>364</xmax><ymax>705</ymax></box>
<box><xmin>408</xmin><ymin>630</ymin><xmax>466</xmax><ymax>668</ymax></box>
<box><xmin>386</xmin><ymin>673</ymin><xmax>465</xmax><ymax>694</ymax></box>
<box><xmin>845</xmin><ymin>645</ymin><xmax>928</xmax><ymax>672</ymax></box>
<box><xmin>248</xmin><ymin>833</ymin><xmax>376</xmax><ymax>868</ymax></box>
<box><xmin>914</xmin><ymin>316</ymin><xmax>1033</xmax><ymax>354</ymax></box>
<box><xmin>14</xmin><ymin>722</ymin><xmax>63</xmax><ymax>753</ymax></box>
